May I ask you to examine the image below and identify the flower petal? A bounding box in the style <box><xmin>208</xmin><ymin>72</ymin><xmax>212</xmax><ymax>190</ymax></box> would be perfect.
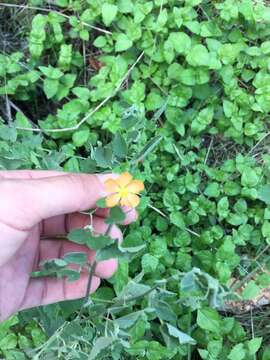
<box><xmin>116</xmin><ymin>172</ymin><xmax>133</xmax><ymax>187</ymax></box>
<box><xmin>104</xmin><ymin>179</ymin><xmax>119</xmax><ymax>193</ymax></box>
<box><xmin>126</xmin><ymin>180</ymin><xmax>144</xmax><ymax>194</ymax></box>
<box><xmin>106</xmin><ymin>194</ymin><xmax>121</xmax><ymax>208</ymax></box>
<box><xmin>120</xmin><ymin>193</ymin><xmax>140</xmax><ymax>208</ymax></box>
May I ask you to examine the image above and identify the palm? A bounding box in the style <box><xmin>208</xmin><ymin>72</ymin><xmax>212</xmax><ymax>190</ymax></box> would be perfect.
<box><xmin>1</xmin><ymin>226</ymin><xmax>39</xmax><ymax>318</ymax></box>
<box><xmin>0</xmin><ymin>211</ymin><xmax>123</xmax><ymax>322</ymax></box>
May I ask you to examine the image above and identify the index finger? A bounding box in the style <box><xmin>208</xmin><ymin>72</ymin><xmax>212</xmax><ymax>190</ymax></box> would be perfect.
<box><xmin>0</xmin><ymin>170</ymin><xmax>65</xmax><ymax>179</ymax></box>
<box><xmin>0</xmin><ymin>173</ymin><xmax>112</xmax><ymax>229</ymax></box>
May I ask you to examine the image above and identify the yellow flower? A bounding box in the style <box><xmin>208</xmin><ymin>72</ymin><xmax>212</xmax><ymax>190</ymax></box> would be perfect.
<box><xmin>104</xmin><ymin>172</ymin><xmax>144</xmax><ymax>208</ymax></box>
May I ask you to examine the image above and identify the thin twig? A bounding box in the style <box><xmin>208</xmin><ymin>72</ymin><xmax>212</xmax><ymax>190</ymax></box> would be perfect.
<box><xmin>80</xmin><ymin>261</ymin><xmax>97</xmax><ymax>310</ymax></box>
<box><xmin>0</xmin><ymin>3</ymin><xmax>112</xmax><ymax>34</ymax></box>
<box><xmin>185</xmin><ymin>227</ymin><xmax>200</xmax><ymax>238</ymax></box>
<box><xmin>5</xmin><ymin>95</ymin><xmax>12</xmax><ymax>126</ymax></box>
<box><xmin>15</xmin><ymin>51</ymin><xmax>145</xmax><ymax>133</ymax></box>
<box><xmin>204</xmin><ymin>137</ymin><xmax>213</xmax><ymax>164</ymax></box>
<box><xmin>7</xmin><ymin>99</ymin><xmax>39</xmax><ymax>129</ymax></box>
<box><xmin>248</xmin><ymin>131</ymin><xmax>270</xmax><ymax>155</ymax></box>
<box><xmin>82</xmin><ymin>41</ymin><xmax>87</xmax><ymax>86</ymax></box>
<box><xmin>148</xmin><ymin>203</ymin><xmax>167</xmax><ymax>218</ymax></box>
<box><xmin>231</xmin><ymin>255</ymin><xmax>270</xmax><ymax>292</ymax></box>
<box><xmin>250</xmin><ymin>308</ymin><xmax>255</xmax><ymax>338</ymax></box>
<box><xmin>253</xmin><ymin>244</ymin><xmax>270</xmax><ymax>263</ymax></box>
<box><xmin>148</xmin><ymin>203</ymin><xmax>200</xmax><ymax>237</ymax></box>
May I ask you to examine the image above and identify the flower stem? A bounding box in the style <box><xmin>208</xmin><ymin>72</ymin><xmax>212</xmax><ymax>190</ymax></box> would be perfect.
<box><xmin>79</xmin><ymin>223</ymin><xmax>113</xmax><ymax>316</ymax></box>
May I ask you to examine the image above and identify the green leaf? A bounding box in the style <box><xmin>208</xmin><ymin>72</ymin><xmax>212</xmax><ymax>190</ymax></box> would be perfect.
<box><xmin>191</xmin><ymin>107</ymin><xmax>214</xmax><ymax>134</ymax></box>
<box><xmin>228</xmin><ymin>343</ymin><xmax>245</xmax><ymax>360</ymax></box>
<box><xmin>170</xmin><ymin>212</ymin><xmax>185</xmax><ymax>229</ymax></box>
<box><xmin>61</xmin><ymin>73</ymin><xmax>76</xmax><ymax>88</ymax></box>
<box><xmin>227</xmin><ymin>213</ymin><xmax>247</xmax><ymax>226</ymax></box>
<box><xmin>96</xmin><ymin>242</ymin><xmax>145</xmax><ymax>262</ymax></box>
<box><xmin>262</xmin><ymin>221</ymin><xmax>270</xmax><ymax>241</ymax></box>
<box><xmin>112</xmin><ymin>132</ymin><xmax>127</xmax><ymax>158</ymax></box>
<box><xmin>168</xmin><ymin>32</ymin><xmax>191</xmax><ymax>54</ymax></box>
<box><xmin>117</xmin><ymin>0</ymin><xmax>133</xmax><ymax>13</ymax></box>
<box><xmin>121</xmin><ymin>243</ymin><xmax>146</xmax><ymax>253</ymax></box>
<box><xmin>102</xmin><ymin>3</ymin><xmax>118</xmax><ymax>26</ymax></box>
<box><xmin>217</xmin><ymin>197</ymin><xmax>229</xmax><ymax>219</ymax></box>
<box><xmin>96</xmin><ymin>197</ymin><xmax>107</xmax><ymax>208</ymax></box>
<box><xmin>263</xmin><ymin>348</ymin><xmax>270</xmax><ymax>360</ymax></box>
<box><xmin>72</xmin><ymin>87</ymin><xmax>91</xmax><ymax>100</ymax></box>
<box><xmin>242</xmin><ymin>281</ymin><xmax>261</xmax><ymax>300</ymax></box>
<box><xmin>145</xmin><ymin>92</ymin><xmax>164</xmax><ymax>111</ymax></box>
<box><xmin>166</xmin><ymin>323</ymin><xmax>196</xmax><ymax>345</ymax></box>
<box><xmin>31</xmin><ymin>255</ymin><xmax>75</xmax><ymax>281</ymax></box>
<box><xmin>115</xmin><ymin>34</ymin><xmax>133</xmax><ymax>52</ymax></box>
<box><xmin>105</xmin><ymin>206</ymin><xmax>126</xmax><ymax>224</ymax></box>
<box><xmin>241</xmin><ymin>168</ymin><xmax>259</xmax><ymax>188</ymax></box>
<box><xmin>168</xmin><ymin>63</ymin><xmax>183</xmax><ymax>81</ymax></box>
<box><xmin>246</xmin><ymin>337</ymin><xmax>262</xmax><ymax>356</ymax></box>
<box><xmin>67</xmin><ymin>228</ymin><xmax>90</xmax><ymax>245</ymax></box>
<box><xmin>261</xmin><ymin>41</ymin><xmax>270</xmax><ymax>54</ymax></box>
<box><xmin>63</xmin><ymin>252</ymin><xmax>88</xmax><ymax>265</ymax></box>
<box><xmin>223</xmin><ymin>100</ymin><xmax>235</xmax><ymax>117</ymax></box>
<box><xmin>258</xmin><ymin>185</ymin><xmax>270</xmax><ymax>204</ymax></box>
<box><xmin>15</xmin><ymin>111</ymin><xmax>32</xmax><ymax>129</ymax></box>
<box><xmin>222</xmin><ymin>43</ymin><xmax>245</xmax><ymax>63</ymax></box>
<box><xmin>0</xmin><ymin>316</ymin><xmax>19</xmax><ymax>337</ymax></box>
<box><xmin>93</xmin><ymin>146</ymin><xmax>112</xmax><ymax>168</ymax></box>
<box><xmin>86</xmin><ymin>235</ymin><xmax>114</xmax><ymax>250</ymax></box>
<box><xmin>149</xmin><ymin>341</ymin><xmax>176</xmax><ymax>359</ymax></box>
<box><xmin>79</xmin><ymin>158</ymin><xmax>97</xmax><ymax>174</ymax></box>
<box><xmin>94</xmin><ymin>36</ymin><xmax>107</xmax><ymax>48</ymax></box>
<box><xmin>197</xmin><ymin>308</ymin><xmax>221</xmax><ymax>333</ymax></box>
<box><xmin>186</xmin><ymin>45</ymin><xmax>210</xmax><ymax>67</ymax></box>
<box><xmin>39</xmin><ymin>66</ymin><xmax>63</xmax><ymax>79</ymax></box>
<box><xmin>95</xmin><ymin>243</ymin><xmax>122</xmax><ymax>261</ymax></box>
<box><xmin>179</xmin><ymin>68</ymin><xmax>196</xmax><ymax>86</ymax></box>
<box><xmin>141</xmin><ymin>254</ymin><xmax>159</xmax><ymax>273</ymax></box>
<box><xmin>116</xmin><ymin>311</ymin><xmax>142</xmax><ymax>329</ymax></box>
<box><xmin>185</xmin><ymin>0</ymin><xmax>202</xmax><ymax>5</ymax></box>
<box><xmin>185</xmin><ymin>20</ymin><xmax>201</xmax><ymax>34</ymax></box>
<box><xmin>89</xmin><ymin>337</ymin><xmax>115</xmax><ymax>360</ymax></box>
<box><xmin>0</xmin><ymin>124</ymin><xmax>17</xmax><ymax>142</ymax></box>
<box><xmin>43</xmin><ymin>258</ymin><xmax>67</xmax><ymax>268</ymax></box>
<box><xmin>58</xmin><ymin>268</ymin><xmax>81</xmax><ymax>282</ymax></box>
<box><xmin>198</xmin><ymin>349</ymin><xmax>208</xmax><ymax>360</ymax></box>
<box><xmin>72</xmin><ymin>127</ymin><xmax>90</xmax><ymax>147</ymax></box>
<box><xmin>79</xmin><ymin>29</ymin><xmax>89</xmax><ymax>41</ymax></box>
<box><xmin>43</xmin><ymin>78</ymin><xmax>58</xmax><ymax>99</ymax></box>
<box><xmin>110</xmin><ymin>260</ymin><xmax>129</xmax><ymax>295</ymax></box>
<box><xmin>204</xmin><ymin>182</ymin><xmax>220</xmax><ymax>198</ymax></box>
<box><xmin>0</xmin><ymin>333</ymin><xmax>17</xmax><ymax>350</ymax></box>
<box><xmin>58</xmin><ymin>44</ymin><xmax>72</xmax><ymax>70</ymax></box>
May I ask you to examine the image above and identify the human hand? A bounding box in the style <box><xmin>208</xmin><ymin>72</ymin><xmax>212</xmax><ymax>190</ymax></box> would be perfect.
<box><xmin>0</xmin><ymin>170</ymin><xmax>136</xmax><ymax>322</ymax></box>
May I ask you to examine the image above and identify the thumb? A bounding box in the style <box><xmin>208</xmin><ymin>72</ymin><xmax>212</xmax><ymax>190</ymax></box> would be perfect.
<box><xmin>0</xmin><ymin>173</ymin><xmax>110</xmax><ymax>229</ymax></box>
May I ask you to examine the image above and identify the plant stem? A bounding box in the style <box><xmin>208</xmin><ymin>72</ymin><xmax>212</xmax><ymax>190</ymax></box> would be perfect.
<box><xmin>83</xmin><ymin>262</ymin><xmax>97</xmax><ymax>302</ymax></box>
<box><xmin>79</xmin><ymin>223</ymin><xmax>113</xmax><ymax>316</ymax></box>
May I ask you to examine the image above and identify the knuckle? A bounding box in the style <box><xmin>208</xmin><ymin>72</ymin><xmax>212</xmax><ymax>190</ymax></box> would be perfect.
<box><xmin>67</xmin><ymin>174</ymin><xmax>100</xmax><ymax>209</ymax></box>
<box><xmin>111</xmin><ymin>224</ymin><xmax>123</xmax><ymax>242</ymax></box>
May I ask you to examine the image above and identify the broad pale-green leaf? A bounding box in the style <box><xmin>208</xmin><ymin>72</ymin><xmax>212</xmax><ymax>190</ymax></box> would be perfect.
<box><xmin>102</xmin><ymin>4</ymin><xmax>118</xmax><ymax>26</ymax></box>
